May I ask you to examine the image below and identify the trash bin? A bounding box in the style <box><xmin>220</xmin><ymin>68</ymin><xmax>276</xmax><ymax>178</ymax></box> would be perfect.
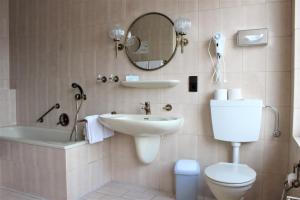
<box><xmin>174</xmin><ymin>160</ymin><xmax>200</xmax><ymax>200</ymax></box>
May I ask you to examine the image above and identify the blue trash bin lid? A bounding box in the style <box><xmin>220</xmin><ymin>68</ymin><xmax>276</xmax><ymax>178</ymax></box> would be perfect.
<box><xmin>174</xmin><ymin>160</ymin><xmax>200</xmax><ymax>175</ymax></box>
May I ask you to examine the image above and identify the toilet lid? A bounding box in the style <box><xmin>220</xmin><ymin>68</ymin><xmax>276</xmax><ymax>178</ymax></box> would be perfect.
<box><xmin>205</xmin><ymin>162</ymin><xmax>256</xmax><ymax>184</ymax></box>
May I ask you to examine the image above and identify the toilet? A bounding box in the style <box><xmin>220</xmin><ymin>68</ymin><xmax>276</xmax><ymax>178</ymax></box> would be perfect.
<box><xmin>205</xmin><ymin>99</ymin><xmax>263</xmax><ymax>200</ymax></box>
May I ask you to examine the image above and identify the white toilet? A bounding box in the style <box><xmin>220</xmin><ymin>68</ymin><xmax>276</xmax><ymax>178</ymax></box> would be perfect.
<box><xmin>205</xmin><ymin>99</ymin><xmax>263</xmax><ymax>200</ymax></box>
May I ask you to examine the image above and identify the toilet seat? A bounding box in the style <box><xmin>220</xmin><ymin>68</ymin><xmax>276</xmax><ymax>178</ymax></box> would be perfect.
<box><xmin>205</xmin><ymin>162</ymin><xmax>256</xmax><ymax>187</ymax></box>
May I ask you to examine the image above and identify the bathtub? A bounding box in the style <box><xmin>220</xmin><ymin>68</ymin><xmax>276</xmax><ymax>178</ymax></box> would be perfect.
<box><xmin>0</xmin><ymin>126</ymin><xmax>111</xmax><ymax>200</ymax></box>
<box><xmin>0</xmin><ymin>126</ymin><xmax>87</xmax><ymax>149</ymax></box>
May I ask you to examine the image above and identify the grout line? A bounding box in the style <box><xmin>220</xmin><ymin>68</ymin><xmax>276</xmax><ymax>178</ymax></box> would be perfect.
<box><xmin>0</xmin><ymin>187</ymin><xmax>45</xmax><ymax>200</ymax></box>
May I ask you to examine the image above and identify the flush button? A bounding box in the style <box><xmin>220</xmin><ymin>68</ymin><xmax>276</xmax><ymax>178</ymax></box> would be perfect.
<box><xmin>189</xmin><ymin>76</ymin><xmax>198</xmax><ymax>92</ymax></box>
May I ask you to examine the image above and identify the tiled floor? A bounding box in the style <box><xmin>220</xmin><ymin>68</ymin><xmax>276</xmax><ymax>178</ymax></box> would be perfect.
<box><xmin>81</xmin><ymin>182</ymin><xmax>175</xmax><ymax>200</ymax></box>
<box><xmin>0</xmin><ymin>182</ymin><xmax>174</xmax><ymax>200</ymax></box>
<box><xmin>0</xmin><ymin>188</ymin><xmax>39</xmax><ymax>200</ymax></box>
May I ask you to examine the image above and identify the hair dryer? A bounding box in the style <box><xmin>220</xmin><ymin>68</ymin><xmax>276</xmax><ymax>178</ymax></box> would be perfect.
<box><xmin>208</xmin><ymin>32</ymin><xmax>226</xmax><ymax>83</ymax></box>
<box><xmin>213</xmin><ymin>32</ymin><xmax>226</xmax><ymax>58</ymax></box>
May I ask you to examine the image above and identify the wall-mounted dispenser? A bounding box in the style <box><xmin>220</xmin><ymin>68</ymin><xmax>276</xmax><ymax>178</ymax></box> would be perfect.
<box><xmin>237</xmin><ymin>28</ymin><xmax>268</xmax><ymax>46</ymax></box>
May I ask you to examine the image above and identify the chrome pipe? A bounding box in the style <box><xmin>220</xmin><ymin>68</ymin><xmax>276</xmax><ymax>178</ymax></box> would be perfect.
<box><xmin>264</xmin><ymin>105</ymin><xmax>281</xmax><ymax>137</ymax></box>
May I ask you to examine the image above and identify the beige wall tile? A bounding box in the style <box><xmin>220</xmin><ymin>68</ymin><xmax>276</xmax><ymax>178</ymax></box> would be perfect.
<box><xmin>244</xmin><ymin>46</ymin><xmax>267</xmax><ymax>72</ymax></box>
<box><xmin>0</xmin><ymin>0</ymin><xmax>15</xmax><ymax>126</ymax></box>
<box><xmin>243</xmin><ymin>0</ymin><xmax>266</xmax><ymax>5</ymax></box>
<box><xmin>240</xmin><ymin>142</ymin><xmax>264</xmax><ymax>172</ymax></box>
<box><xmin>160</xmin><ymin>134</ymin><xmax>177</xmax><ymax>163</ymax></box>
<box><xmin>197</xmin><ymin>135</ymin><xmax>218</xmax><ymax>166</ymax></box>
<box><xmin>178</xmin><ymin>0</ymin><xmax>199</xmax><ymax>13</ymax></box>
<box><xmin>198</xmin><ymin>9</ymin><xmax>221</xmax><ymax>42</ymax></box>
<box><xmin>293</xmin><ymin>109</ymin><xmax>300</xmax><ymax>137</ymax></box>
<box><xmin>262</xmin><ymin>140</ymin><xmax>289</xmax><ymax>174</ymax></box>
<box><xmin>9</xmin><ymin>0</ymin><xmax>293</xmax><ymax>199</ymax></box>
<box><xmin>295</xmin><ymin>0</ymin><xmax>300</xmax><ymax>29</ymax></box>
<box><xmin>88</xmin><ymin>143</ymin><xmax>102</xmax><ymax>163</ymax></box>
<box><xmin>295</xmin><ymin>30</ymin><xmax>300</xmax><ymax>67</ymax></box>
<box><xmin>216</xmin><ymin>141</ymin><xmax>232</xmax><ymax>163</ymax></box>
<box><xmin>266</xmin><ymin>72</ymin><xmax>291</xmax><ymax>106</ymax></box>
<box><xmin>220</xmin><ymin>0</ymin><xmax>242</xmax><ymax>8</ymax></box>
<box><xmin>198</xmin><ymin>0</ymin><xmax>220</xmax><ymax>10</ymax></box>
<box><xmin>224</xmin><ymin>40</ymin><xmax>243</xmax><ymax>72</ymax></box>
<box><xmin>261</xmin><ymin>172</ymin><xmax>285</xmax><ymax>200</ymax></box>
<box><xmin>244</xmin><ymin>174</ymin><xmax>263</xmax><ymax>200</ymax></box>
<box><xmin>267</xmin><ymin>1</ymin><xmax>292</xmax><ymax>37</ymax></box>
<box><xmin>293</xmin><ymin>69</ymin><xmax>300</xmax><ymax>108</ymax></box>
<box><xmin>244</xmin><ymin>4</ymin><xmax>267</xmax><ymax>28</ymax></box>
<box><xmin>221</xmin><ymin>6</ymin><xmax>245</xmax><ymax>39</ymax></box>
<box><xmin>267</xmin><ymin>37</ymin><xmax>292</xmax><ymax>71</ymax></box>
<box><xmin>66</xmin><ymin>145</ymin><xmax>88</xmax><ymax>171</ymax></box>
<box><xmin>242</xmin><ymin>72</ymin><xmax>266</xmax><ymax>101</ymax></box>
<box><xmin>177</xmin><ymin>134</ymin><xmax>198</xmax><ymax>159</ymax></box>
<box><xmin>158</xmin><ymin>162</ymin><xmax>175</xmax><ymax>194</ymax></box>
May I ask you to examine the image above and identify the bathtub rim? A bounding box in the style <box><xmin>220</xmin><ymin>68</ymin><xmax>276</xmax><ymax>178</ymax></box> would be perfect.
<box><xmin>0</xmin><ymin>125</ymin><xmax>87</xmax><ymax>149</ymax></box>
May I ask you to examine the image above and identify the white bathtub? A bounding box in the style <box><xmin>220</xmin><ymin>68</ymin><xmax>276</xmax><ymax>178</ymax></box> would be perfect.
<box><xmin>0</xmin><ymin>126</ymin><xmax>87</xmax><ymax>149</ymax></box>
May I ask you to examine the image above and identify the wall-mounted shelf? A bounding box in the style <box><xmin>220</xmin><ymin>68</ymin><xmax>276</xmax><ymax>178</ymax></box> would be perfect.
<box><xmin>120</xmin><ymin>80</ymin><xmax>180</xmax><ymax>89</ymax></box>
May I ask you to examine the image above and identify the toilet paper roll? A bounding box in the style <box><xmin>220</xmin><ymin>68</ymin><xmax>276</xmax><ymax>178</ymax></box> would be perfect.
<box><xmin>287</xmin><ymin>173</ymin><xmax>297</xmax><ymax>186</ymax></box>
<box><xmin>228</xmin><ymin>88</ymin><xmax>243</xmax><ymax>100</ymax></box>
<box><xmin>213</xmin><ymin>89</ymin><xmax>228</xmax><ymax>100</ymax></box>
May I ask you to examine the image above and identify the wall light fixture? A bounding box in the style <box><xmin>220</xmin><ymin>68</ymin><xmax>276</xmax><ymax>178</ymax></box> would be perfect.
<box><xmin>174</xmin><ymin>17</ymin><xmax>192</xmax><ymax>53</ymax></box>
<box><xmin>109</xmin><ymin>24</ymin><xmax>125</xmax><ymax>57</ymax></box>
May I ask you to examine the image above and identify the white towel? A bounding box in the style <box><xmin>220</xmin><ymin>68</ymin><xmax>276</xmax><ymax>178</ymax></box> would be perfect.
<box><xmin>84</xmin><ymin>115</ymin><xmax>114</xmax><ymax>144</ymax></box>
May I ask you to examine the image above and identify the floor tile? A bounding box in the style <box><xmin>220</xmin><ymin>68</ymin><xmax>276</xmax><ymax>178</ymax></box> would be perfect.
<box><xmin>82</xmin><ymin>182</ymin><xmax>175</xmax><ymax>200</ymax></box>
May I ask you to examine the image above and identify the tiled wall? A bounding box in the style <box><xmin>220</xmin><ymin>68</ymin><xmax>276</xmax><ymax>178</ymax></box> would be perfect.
<box><xmin>0</xmin><ymin>139</ymin><xmax>111</xmax><ymax>200</ymax></box>
<box><xmin>0</xmin><ymin>140</ymin><xmax>67</xmax><ymax>200</ymax></box>
<box><xmin>9</xmin><ymin>0</ymin><xmax>292</xmax><ymax>199</ymax></box>
<box><xmin>0</xmin><ymin>0</ymin><xmax>16</xmax><ymax>127</ymax></box>
<box><xmin>66</xmin><ymin>140</ymin><xmax>112</xmax><ymax>200</ymax></box>
<box><xmin>289</xmin><ymin>0</ymin><xmax>300</xmax><ymax>197</ymax></box>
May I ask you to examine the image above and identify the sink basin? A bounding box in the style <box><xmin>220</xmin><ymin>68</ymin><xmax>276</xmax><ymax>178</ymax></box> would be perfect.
<box><xmin>99</xmin><ymin>114</ymin><xmax>183</xmax><ymax>137</ymax></box>
<box><xmin>99</xmin><ymin>114</ymin><xmax>184</xmax><ymax>164</ymax></box>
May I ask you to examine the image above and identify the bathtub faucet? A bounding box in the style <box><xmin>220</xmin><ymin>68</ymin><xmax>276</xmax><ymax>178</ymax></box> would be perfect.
<box><xmin>70</xmin><ymin>83</ymin><xmax>87</xmax><ymax>141</ymax></box>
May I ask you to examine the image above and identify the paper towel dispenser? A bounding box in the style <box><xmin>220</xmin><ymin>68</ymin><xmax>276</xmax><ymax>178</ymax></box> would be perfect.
<box><xmin>237</xmin><ymin>28</ymin><xmax>268</xmax><ymax>46</ymax></box>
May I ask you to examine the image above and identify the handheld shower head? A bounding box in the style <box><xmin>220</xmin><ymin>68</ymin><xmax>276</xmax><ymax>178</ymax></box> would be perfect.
<box><xmin>71</xmin><ymin>83</ymin><xmax>86</xmax><ymax>100</ymax></box>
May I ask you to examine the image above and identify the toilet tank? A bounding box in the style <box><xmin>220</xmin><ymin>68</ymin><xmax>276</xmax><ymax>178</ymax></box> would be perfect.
<box><xmin>210</xmin><ymin>99</ymin><xmax>263</xmax><ymax>142</ymax></box>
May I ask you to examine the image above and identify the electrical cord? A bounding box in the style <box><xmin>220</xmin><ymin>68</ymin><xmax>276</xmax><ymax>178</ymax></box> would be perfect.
<box><xmin>208</xmin><ymin>38</ymin><xmax>227</xmax><ymax>84</ymax></box>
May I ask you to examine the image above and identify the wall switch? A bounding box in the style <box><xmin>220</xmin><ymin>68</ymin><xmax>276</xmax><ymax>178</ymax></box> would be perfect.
<box><xmin>189</xmin><ymin>76</ymin><xmax>198</xmax><ymax>92</ymax></box>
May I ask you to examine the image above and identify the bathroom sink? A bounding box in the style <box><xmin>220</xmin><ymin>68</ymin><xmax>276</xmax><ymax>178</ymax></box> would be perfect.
<box><xmin>99</xmin><ymin>114</ymin><xmax>184</xmax><ymax>164</ymax></box>
<box><xmin>98</xmin><ymin>114</ymin><xmax>183</xmax><ymax>137</ymax></box>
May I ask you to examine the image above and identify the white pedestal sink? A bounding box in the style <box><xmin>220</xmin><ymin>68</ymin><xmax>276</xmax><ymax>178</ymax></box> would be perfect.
<box><xmin>99</xmin><ymin>114</ymin><xmax>184</xmax><ymax>164</ymax></box>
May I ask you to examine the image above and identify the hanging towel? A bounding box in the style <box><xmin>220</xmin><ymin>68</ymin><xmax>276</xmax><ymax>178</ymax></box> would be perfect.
<box><xmin>84</xmin><ymin>115</ymin><xmax>114</xmax><ymax>144</ymax></box>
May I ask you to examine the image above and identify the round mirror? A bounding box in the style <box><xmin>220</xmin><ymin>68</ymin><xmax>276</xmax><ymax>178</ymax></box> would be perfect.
<box><xmin>125</xmin><ymin>13</ymin><xmax>177</xmax><ymax>71</ymax></box>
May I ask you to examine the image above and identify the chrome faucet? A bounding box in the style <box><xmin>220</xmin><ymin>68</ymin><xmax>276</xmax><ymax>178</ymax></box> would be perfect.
<box><xmin>141</xmin><ymin>102</ymin><xmax>151</xmax><ymax>115</ymax></box>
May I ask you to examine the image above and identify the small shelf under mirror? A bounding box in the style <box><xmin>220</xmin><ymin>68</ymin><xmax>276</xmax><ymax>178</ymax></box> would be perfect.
<box><xmin>120</xmin><ymin>80</ymin><xmax>180</xmax><ymax>89</ymax></box>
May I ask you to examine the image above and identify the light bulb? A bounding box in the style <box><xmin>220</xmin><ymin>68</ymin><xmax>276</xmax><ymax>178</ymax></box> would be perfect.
<box><xmin>109</xmin><ymin>24</ymin><xmax>125</xmax><ymax>41</ymax></box>
<box><xmin>174</xmin><ymin>17</ymin><xmax>192</xmax><ymax>35</ymax></box>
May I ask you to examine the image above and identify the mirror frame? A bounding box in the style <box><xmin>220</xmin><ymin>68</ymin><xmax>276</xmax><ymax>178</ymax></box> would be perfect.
<box><xmin>125</xmin><ymin>12</ymin><xmax>178</xmax><ymax>71</ymax></box>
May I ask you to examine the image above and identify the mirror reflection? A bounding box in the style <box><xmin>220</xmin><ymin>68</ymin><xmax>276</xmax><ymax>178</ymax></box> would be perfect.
<box><xmin>125</xmin><ymin>13</ymin><xmax>177</xmax><ymax>71</ymax></box>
